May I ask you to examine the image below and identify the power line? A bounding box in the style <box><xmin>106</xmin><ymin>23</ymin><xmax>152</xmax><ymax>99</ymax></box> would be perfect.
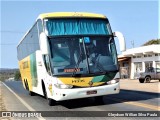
<box><xmin>0</xmin><ymin>44</ymin><xmax>17</xmax><ymax>45</ymax></box>
<box><xmin>0</xmin><ymin>30</ymin><xmax>25</xmax><ymax>34</ymax></box>
<box><xmin>0</xmin><ymin>43</ymin><xmax>39</xmax><ymax>46</ymax></box>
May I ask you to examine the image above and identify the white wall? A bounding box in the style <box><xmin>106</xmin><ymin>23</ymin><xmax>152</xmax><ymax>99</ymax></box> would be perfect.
<box><xmin>130</xmin><ymin>53</ymin><xmax>160</xmax><ymax>79</ymax></box>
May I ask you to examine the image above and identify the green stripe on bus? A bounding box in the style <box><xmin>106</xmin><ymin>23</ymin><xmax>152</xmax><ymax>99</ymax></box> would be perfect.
<box><xmin>30</xmin><ymin>53</ymin><xmax>38</xmax><ymax>87</ymax></box>
<box><xmin>91</xmin><ymin>73</ymin><xmax>116</xmax><ymax>83</ymax></box>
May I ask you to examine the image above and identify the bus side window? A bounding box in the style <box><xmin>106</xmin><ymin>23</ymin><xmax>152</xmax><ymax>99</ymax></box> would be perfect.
<box><xmin>44</xmin><ymin>55</ymin><xmax>51</xmax><ymax>74</ymax></box>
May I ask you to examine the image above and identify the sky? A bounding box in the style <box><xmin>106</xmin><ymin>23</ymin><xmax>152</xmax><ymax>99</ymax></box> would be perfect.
<box><xmin>0</xmin><ymin>0</ymin><xmax>159</xmax><ymax>68</ymax></box>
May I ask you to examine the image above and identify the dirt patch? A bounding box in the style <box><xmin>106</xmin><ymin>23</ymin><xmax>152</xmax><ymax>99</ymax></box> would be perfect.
<box><xmin>0</xmin><ymin>82</ymin><xmax>11</xmax><ymax>120</ymax></box>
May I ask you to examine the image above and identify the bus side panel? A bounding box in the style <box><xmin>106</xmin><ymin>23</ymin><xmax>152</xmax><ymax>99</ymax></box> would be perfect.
<box><xmin>18</xmin><ymin>56</ymin><xmax>32</xmax><ymax>91</ymax></box>
<box><xmin>19</xmin><ymin>50</ymin><xmax>50</xmax><ymax>96</ymax></box>
<box><xmin>30</xmin><ymin>53</ymin><xmax>38</xmax><ymax>87</ymax></box>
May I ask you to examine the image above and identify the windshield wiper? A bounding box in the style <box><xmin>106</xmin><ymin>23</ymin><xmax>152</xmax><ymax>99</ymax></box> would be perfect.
<box><xmin>91</xmin><ymin>56</ymin><xmax>104</xmax><ymax>72</ymax></box>
<box><xmin>72</xmin><ymin>52</ymin><xmax>83</xmax><ymax>77</ymax></box>
<box><xmin>90</xmin><ymin>55</ymin><xmax>111</xmax><ymax>75</ymax></box>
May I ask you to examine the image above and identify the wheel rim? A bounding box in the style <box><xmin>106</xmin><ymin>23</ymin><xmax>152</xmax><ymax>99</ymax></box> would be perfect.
<box><xmin>145</xmin><ymin>77</ymin><xmax>150</xmax><ymax>82</ymax></box>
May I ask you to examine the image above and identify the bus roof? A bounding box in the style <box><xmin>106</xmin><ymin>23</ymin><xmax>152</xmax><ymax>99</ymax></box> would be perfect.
<box><xmin>17</xmin><ymin>12</ymin><xmax>107</xmax><ymax>47</ymax></box>
<box><xmin>38</xmin><ymin>12</ymin><xmax>107</xmax><ymax>19</ymax></box>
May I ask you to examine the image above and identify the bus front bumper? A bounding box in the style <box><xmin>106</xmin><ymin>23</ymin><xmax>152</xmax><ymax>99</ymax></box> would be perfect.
<box><xmin>51</xmin><ymin>82</ymin><xmax>120</xmax><ymax>101</ymax></box>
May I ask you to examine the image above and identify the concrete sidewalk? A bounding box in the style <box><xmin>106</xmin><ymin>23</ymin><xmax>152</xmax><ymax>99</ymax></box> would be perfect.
<box><xmin>120</xmin><ymin>79</ymin><xmax>160</xmax><ymax>94</ymax></box>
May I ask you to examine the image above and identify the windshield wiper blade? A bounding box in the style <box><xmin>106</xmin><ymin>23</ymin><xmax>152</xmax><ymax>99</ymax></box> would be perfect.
<box><xmin>72</xmin><ymin>52</ymin><xmax>83</xmax><ymax>77</ymax></box>
<box><xmin>90</xmin><ymin>55</ymin><xmax>104</xmax><ymax>72</ymax></box>
<box><xmin>90</xmin><ymin>56</ymin><xmax>111</xmax><ymax>75</ymax></box>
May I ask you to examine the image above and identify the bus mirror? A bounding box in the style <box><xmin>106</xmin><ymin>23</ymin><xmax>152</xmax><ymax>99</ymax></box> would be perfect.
<box><xmin>40</xmin><ymin>32</ymin><xmax>49</xmax><ymax>55</ymax></box>
<box><xmin>113</xmin><ymin>31</ymin><xmax>126</xmax><ymax>52</ymax></box>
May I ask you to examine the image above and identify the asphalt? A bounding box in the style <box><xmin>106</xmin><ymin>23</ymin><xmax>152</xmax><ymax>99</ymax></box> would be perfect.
<box><xmin>0</xmin><ymin>80</ymin><xmax>159</xmax><ymax>120</ymax></box>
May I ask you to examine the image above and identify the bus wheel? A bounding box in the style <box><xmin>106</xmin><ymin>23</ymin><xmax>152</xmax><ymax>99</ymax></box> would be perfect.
<box><xmin>24</xmin><ymin>80</ymin><xmax>28</xmax><ymax>90</ymax></box>
<box><xmin>48</xmin><ymin>98</ymin><xmax>56</xmax><ymax>106</ymax></box>
<box><xmin>145</xmin><ymin>76</ymin><xmax>151</xmax><ymax>83</ymax></box>
<box><xmin>29</xmin><ymin>91</ymin><xmax>35</xmax><ymax>96</ymax></box>
<box><xmin>95</xmin><ymin>96</ymin><xmax>104</xmax><ymax>104</ymax></box>
<box><xmin>25</xmin><ymin>80</ymin><xmax>29</xmax><ymax>90</ymax></box>
<box><xmin>42</xmin><ymin>81</ymin><xmax>56</xmax><ymax>106</ymax></box>
<box><xmin>139</xmin><ymin>79</ymin><xmax>145</xmax><ymax>83</ymax></box>
<box><xmin>25</xmin><ymin>80</ymin><xmax>35</xmax><ymax>96</ymax></box>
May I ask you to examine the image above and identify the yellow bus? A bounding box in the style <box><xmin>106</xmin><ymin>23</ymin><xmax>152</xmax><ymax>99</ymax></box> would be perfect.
<box><xmin>17</xmin><ymin>12</ymin><xmax>125</xmax><ymax>106</ymax></box>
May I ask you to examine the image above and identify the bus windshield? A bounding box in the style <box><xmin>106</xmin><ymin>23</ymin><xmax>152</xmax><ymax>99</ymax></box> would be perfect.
<box><xmin>48</xmin><ymin>36</ymin><xmax>118</xmax><ymax>76</ymax></box>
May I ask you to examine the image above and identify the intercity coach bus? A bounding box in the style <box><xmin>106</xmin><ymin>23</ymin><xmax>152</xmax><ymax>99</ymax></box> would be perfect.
<box><xmin>17</xmin><ymin>12</ymin><xmax>126</xmax><ymax>106</ymax></box>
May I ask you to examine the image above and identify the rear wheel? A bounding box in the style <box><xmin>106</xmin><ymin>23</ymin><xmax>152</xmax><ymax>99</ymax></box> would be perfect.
<box><xmin>145</xmin><ymin>76</ymin><xmax>151</xmax><ymax>83</ymax></box>
<box><xmin>25</xmin><ymin>80</ymin><xmax>35</xmax><ymax>96</ymax></box>
<box><xmin>29</xmin><ymin>91</ymin><xmax>35</xmax><ymax>96</ymax></box>
<box><xmin>24</xmin><ymin>80</ymin><xmax>29</xmax><ymax>90</ymax></box>
<box><xmin>139</xmin><ymin>79</ymin><xmax>145</xmax><ymax>83</ymax></box>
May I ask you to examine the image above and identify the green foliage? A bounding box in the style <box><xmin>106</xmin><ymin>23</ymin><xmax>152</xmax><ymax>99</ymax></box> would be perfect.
<box><xmin>143</xmin><ymin>39</ymin><xmax>160</xmax><ymax>46</ymax></box>
<box><xmin>14</xmin><ymin>70</ymin><xmax>21</xmax><ymax>81</ymax></box>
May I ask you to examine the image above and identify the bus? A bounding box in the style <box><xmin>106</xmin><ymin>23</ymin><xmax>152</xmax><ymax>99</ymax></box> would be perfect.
<box><xmin>17</xmin><ymin>12</ymin><xmax>126</xmax><ymax>106</ymax></box>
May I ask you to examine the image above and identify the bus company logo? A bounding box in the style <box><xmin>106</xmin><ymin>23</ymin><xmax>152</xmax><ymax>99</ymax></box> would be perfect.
<box><xmin>88</xmin><ymin>81</ymin><xmax>93</xmax><ymax>86</ymax></box>
<box><xmin>72</xmin><ymin>79</ymin><xmax>85</xmax><ymax>83</ymax></box>
<box><xmin>22</xmin><ymin>61</ymin><xmax>29</xmax><ymax>69</ymax></box>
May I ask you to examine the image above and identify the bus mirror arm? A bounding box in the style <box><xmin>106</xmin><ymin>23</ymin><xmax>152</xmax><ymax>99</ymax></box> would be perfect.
<box><xmin>113</xmin><ymin>31</ymin><xmax>126</xmax><ymax>52</ymax></box>
<box><xmin>40</xmin><ymin>32</ymin><xmax>49</xmax><ymax>55</ymax></box>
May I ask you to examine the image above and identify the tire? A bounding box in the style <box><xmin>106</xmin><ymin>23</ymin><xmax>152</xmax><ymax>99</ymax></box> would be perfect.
<box><xmin>48</xmin><ymin>98</ymin><xmax>56</xmax><ymax>106</ymax></box>
<box><xmin>42</xmin><ymin>81</ymin><xmax>56</xmax><ymax>106</ymax></box>
<box><xmin>139</xmin><ymin>79</ymin><xmax>145</xmax><ymax>83</ymax></box>
<box><xmin>95</xmin><ymin>96</ymin><xmax>104</xmax><ymax>104</ymax></box>
<box><xmin>25</xmin><ymin>80</ymin><xmax>35</xmax><ymax>96</ymax></box>
<box><xmin>29</xmin><ymin>91</ymin><xmax>35</xmax><ymax>96</ymax></box>
<box><xmin>24</xmin><ymin>80</ymin><xmax>28</xmax><ymax>90</ymax></box>
<box><xmin>145</xmin><ymin>76</ymin><xmax>151</xmax><ymax>83</ymax></box>
<box><xmin>25</xmin><ymin>80</ymin><xmax>29</xmax><ymax>90</ymax></box>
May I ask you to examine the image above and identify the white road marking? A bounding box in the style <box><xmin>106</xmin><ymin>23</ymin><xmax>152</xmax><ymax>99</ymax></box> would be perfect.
<box><xmin>2</xmin><ymin>82</ymin><xmax>46</xmax><ymax>120</ymax></box>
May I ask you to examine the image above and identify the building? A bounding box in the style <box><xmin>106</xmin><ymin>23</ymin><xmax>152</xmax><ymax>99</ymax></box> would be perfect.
<box><xmin>118</xmin><ymin>45</ymin><xmax>160</xmax><ymax>79</ymax></box>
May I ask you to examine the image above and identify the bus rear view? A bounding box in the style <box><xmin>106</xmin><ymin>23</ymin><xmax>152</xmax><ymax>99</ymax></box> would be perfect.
<box><xmin>17</xmin><ymin>12</ymin><xmax>126</xmax><ymax>106</ymax></box>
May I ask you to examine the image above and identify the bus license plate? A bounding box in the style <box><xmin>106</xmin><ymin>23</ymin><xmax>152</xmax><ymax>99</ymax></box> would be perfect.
<box><xmin>87</xmin><ymin>90</ymin><xmax>97</xmax><ymax>95</ymax></box>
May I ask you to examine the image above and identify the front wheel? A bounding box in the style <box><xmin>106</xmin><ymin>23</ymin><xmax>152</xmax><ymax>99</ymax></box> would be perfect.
<box><xmin>145</xmin><ymin>76</ymin><xmax>151</xmax><ymax>83</ymax></box>
<box><xmin>139</xmin><ymin>79</ymin><xmax>145</xmax><ymax>83</ymax></box>
<box><xmin>42</xmin><ymin>82</ymin><xmax>56</xmax><ymax>106</ymax></box>
<box><xmin>48</xmin><ymin>98</ymin><xmax>56</xmax><ymax>106</ymax></box>
<box><xmin>29</xmin><ymin>91</ymin><xmax>35</xmax><ymax>96</ymax></box>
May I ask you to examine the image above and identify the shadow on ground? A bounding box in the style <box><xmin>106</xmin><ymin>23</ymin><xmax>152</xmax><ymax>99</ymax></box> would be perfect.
<box><xmin>59</xmin><ymin>89</ymin><xmax>159</xmax><ymax>109</ymax></box>
<box><xmin>4</xmin><ymin>81</ymin><xmax>159</xmax><ymax>109</ymax></box>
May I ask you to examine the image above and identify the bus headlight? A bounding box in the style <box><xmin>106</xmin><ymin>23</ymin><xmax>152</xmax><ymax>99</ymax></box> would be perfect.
<box><xmin>54</xmin><ymin>84</ymin><xmax>73</xmax><ymax>89</ymax></box>
<box><xmin>107</xmin><ymin>79</ymin><xmax>120</xmax><ymax>85</ymax></box>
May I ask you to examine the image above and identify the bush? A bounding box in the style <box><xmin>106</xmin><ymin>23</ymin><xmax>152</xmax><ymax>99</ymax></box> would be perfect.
<box><xmin>14</xmin><ymin>70</ymin><xmax>21</xmax><ymax>81</ymax></box>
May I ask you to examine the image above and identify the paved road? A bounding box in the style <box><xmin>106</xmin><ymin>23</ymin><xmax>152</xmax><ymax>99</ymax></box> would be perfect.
<box><xmin>0</xmin><ymin>80</ymin><xmax>159</xmax><ymax>120</ymax></box>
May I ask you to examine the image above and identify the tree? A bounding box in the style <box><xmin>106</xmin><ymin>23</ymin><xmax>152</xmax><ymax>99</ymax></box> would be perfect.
<box><xmin>143</xmin><ymin>39</ymin><xmax>160</xmax><ymax>46</ymax></box>
<box><xmin>14</xmin><ymin>70</ymin><xmax>21</xmax><ymax>81</ymax></box>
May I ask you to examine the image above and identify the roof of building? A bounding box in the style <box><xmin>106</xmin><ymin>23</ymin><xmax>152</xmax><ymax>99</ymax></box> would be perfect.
<box><xmin>122</xmin><ymin>45</ymin><xmax>160</xmax><ymax>56</ymax></box>
<box><xmin>38</xmin><ymin>12</ymin><xmax>107</xmax><ymax>19</ymax></box>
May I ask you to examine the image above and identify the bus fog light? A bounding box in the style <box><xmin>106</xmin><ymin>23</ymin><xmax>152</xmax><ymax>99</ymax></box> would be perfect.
<box><xmin>54</xmin><ymin>84</ymin><xmax>73</xmax><ymax>89</ymax></box>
